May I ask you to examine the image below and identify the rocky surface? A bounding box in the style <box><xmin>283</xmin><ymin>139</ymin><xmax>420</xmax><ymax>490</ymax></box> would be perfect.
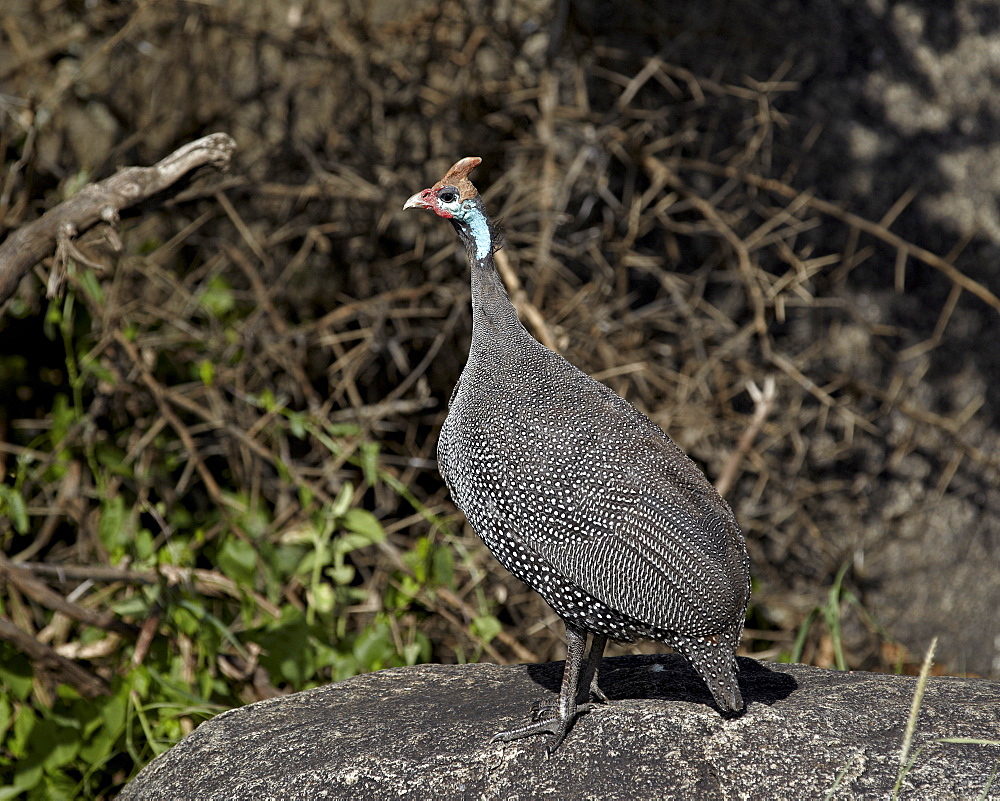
<box><xmin>120</xmin><ymin>656</ymin><xmax>1000</xmax><ymax>800</ymax></box>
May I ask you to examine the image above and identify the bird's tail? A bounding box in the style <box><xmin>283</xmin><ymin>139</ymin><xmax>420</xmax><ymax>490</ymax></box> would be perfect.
<box><xmin>678</xmin><ymin>635</ymin><xmax>744</xmax><ymax>712</ymax></box>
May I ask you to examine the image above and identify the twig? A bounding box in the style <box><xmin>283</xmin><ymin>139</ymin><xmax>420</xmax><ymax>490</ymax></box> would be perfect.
<box><xmin>113</xmin><ymin>330</ymin><xmax>230</xmax><ymax>508</ymax></box>
<box><xmin>0</xmin><ymin>132</ymin><xmax>236</xmax><ymax>307</ymax></box>
<box><xmin>715</xmin><ymin>377</ymin><xmax>776</xmax><ymax>498</ymax></box>
<box><xmin>0</xmin><ymin>556</ymin><xmax>139</xmax><ymax>638</ymax></box>
<box><xmin>5</xmin><ymin>561</ymin><xmax>155</xmax><ymax>584</ymax></box>
<box><xmin>676</xmin><ymin>157</ymin><xmax>1000</xmax><ymax>315</ymax></box>
<box><xmin>10</xmin><ymin>459</ymin><xmax>83</xmax><ymax>562</ymax></box>
<box><xmin>0</xmin><ymin>617</ymin><xmax>109</xmax><ymax>698</ymax></box>
<box><xmin>6</xmin><ymin>560</ymin><xmax>283</xmax><ymax>619</ymax></box>
<box><xmin>435</xmin><ymin>585</ymin><xmax>537</xmax><ymax>663</ymax></box>
<box><xmin>380</xmin><ymin>301</ymin><xmax>464</xmax><ymax>403</ymax></box>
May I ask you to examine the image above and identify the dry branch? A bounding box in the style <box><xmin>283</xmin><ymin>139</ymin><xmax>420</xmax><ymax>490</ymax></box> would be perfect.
<box><xmin>0</xmin><ymin>132</ymin><xmax>236</xmax><ymax>307</ymax></box>
<box><xmin>715</xmin><ymin>377</ymin><xmax>777</xmax><ymax>498</ymax></box>
<box><xmin>0</xmin><ymin>617</ymin><xmax>109</xmax><ymax>698</ymax></box>
<box><xmin>677</xmin><ymin>157</ymin><xmax>1000</xmax><ymax>315</ymax></box>
<box><xmin>0</xmin><ymin>557</ymin><xmax>140</xmax><ymax>639</ymax></box>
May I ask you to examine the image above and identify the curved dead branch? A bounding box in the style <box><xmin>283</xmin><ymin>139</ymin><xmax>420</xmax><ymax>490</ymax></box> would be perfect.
<box><xmin>0</xmin><ymin>132</ymin><xmax>237</xmax><ymax>308</ymax></box>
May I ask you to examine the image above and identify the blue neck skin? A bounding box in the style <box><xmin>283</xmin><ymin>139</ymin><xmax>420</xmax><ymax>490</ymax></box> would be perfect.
<box><xmin>457</xmin><ymin>201</ymin><xmax>526</xmax><ymax>346</ymax></box>
<box><xmin>461</xmin><ymin>201</ymin><xmax>492</xmax><ymax>261</ymax></box>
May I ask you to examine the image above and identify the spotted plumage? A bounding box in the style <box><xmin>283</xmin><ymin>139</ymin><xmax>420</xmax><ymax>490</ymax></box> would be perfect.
<box><xmin>404</xmin><ymin>157</ymin><xmax>751</xmax><ymax>752</ymax></box>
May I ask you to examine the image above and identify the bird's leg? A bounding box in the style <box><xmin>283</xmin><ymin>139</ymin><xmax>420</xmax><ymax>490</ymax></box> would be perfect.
<box><xmin>493</xmin><ymin>623</ymin><xmax>590</xmax><ymax>753</ymax></box>
<box><xmin>579</xmin><ymin>633</ymin><xmax>609</xmax><ymax>704</ymax></box>
<box><xmin>531</xmin><ymin>630</ymin><xmax>610</xmax><ymax>720</ymax></box>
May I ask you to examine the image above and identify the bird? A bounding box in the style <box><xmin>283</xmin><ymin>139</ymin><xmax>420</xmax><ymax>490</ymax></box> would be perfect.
<box><xmin>404</xmin><ymin>156</ymin><xmax>751</xmax><ymax>753</ymax></box>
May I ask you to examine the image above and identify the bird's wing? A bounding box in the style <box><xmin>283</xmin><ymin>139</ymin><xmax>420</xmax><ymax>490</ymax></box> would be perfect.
<box><xmin>494</xmin><ymin>372</ymin><xmax>747</xmax><ymax>637</ymax></box>
<box><xmin>513</xmin><ymin>446</ymin><xmax>744</xmax><ymax>636</ymax></box>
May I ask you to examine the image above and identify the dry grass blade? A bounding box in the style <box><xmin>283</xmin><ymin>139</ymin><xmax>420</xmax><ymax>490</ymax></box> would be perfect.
<box><xmin>893</xmin><ymin>637</ymin><xmax>938</xmax><ymax>798</ymax></box>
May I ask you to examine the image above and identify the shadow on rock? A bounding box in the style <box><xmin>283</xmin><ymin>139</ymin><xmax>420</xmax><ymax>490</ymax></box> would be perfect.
<box><xmin>525</xmin><ymin>653</ymin><xmax>797</xmax><ymax>710</ymax></box>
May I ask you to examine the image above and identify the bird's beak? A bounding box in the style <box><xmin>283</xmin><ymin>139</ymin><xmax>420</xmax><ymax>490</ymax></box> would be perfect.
<box><xmin>403</xmin><ymin>190</ymin><xmax>431</xmax><ymax>211</ymax></box>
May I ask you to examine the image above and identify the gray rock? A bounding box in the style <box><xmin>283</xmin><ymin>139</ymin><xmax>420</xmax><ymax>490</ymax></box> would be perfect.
<box><xmin>120</xmin><ymin>656</ymin><xmax>999</xmax><ymax>800</ymax></box>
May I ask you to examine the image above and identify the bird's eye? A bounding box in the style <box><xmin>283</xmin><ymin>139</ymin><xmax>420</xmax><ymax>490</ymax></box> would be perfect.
<box><xmin>438</xmin><ymin>190</ymin><xmax>458</xmax><ymax>204</ymax></box>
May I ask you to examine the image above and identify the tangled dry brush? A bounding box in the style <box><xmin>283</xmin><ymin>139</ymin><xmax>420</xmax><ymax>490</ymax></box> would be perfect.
<box><xmin>2</xmin><ymin>1</ymin><xmax>999</xmax><ymax>709</ymax></box>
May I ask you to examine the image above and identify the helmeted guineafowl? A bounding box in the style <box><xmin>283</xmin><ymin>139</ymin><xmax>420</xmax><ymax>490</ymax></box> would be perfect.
<box><xmin>404</xmin><ymin>156</ymin><xmax>751</xmax><ymax>752</ymax></box>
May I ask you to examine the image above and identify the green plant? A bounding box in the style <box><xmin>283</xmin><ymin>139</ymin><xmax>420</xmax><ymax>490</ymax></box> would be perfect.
<box><xmin>0</xmin><ymin>257</ymin><xmax>494</xmax><ymax>798</ymax></box>
<box><xmin>784</xmin><ymin>562</ymin><xmax>896</xmax><ymax>671</ymax></box>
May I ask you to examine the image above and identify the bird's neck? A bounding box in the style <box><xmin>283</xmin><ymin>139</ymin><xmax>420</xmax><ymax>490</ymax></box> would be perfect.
<box><xmin>453</xmin><ymin>205</ymin><xmax>529</xmax><ymax>350</ymax></box>
<box><xmin>469</xmin><ymin>252</ymin><xmax>524</xmax><ymax>342</ymax></box>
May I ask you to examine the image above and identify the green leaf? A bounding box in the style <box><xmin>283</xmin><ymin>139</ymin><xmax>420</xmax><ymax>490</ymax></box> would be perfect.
<box><xmin>334</xmin><ymin>532</ymin><xmax>377</xmax><ymax>554</ymax></box>
<box><xmin>249</xmin><ymin>609</ymin><xmax>311</xmax><ymax>685</ymax></box>
<box><xmin>198</xmin><ymin>275</ymin><xmax>235</xmax><ymax>318</ymax></box>
<box><xmin>77</xmin><ymin>267</ymin><xmax>105</xmax><ymax>304</ymax></box>
<box><xmin>432</xmin><ymin>544</ymin><xmax>454</xmax><ymax>587</ymax></box>
<box><xmin>78</xmin><ymin>699</ymin><xmax>105</xmax><ymax>740</ymax></box>
<box><xmin>49</xmin><ymin>394</ymin><xmax>73</xmax><ymax>443</ymax></box>
<box><xmin>97</xmin><ymin>496</ymin><xmax>130</xmax><ymax>556</ymax></box>
<box><xmin>126</xmin><ymin>665</ymin><xmax>151</xmax><ymax>699</ymax></box>
<box><xmin>95</xmin><ymin>443</ymin><xmax>129</xmax><ymax>476</ymax></box>
<box><xmin>0</xmin><ymin>646</ymin><xmax>34</xmax><ymax>701</ymax></box>
<box><xmin>330</xmin><ymin>482</ymin><xmax>354</xmax><ymax>519</ymax></box>
<box><xmin>288</xmin><ymin>411</ymin><xmax>305</xmax><ymax>439</ymax></box>
<box><xmin>310</xmin><ymin>583</ymin><xmax>336</xmax><ymax>615</ymax></box>
<box><xmin>134</xmin><ymin>528</ymin><xmax>155</xmax><ymax>562</ymax></box>
<box><xmin>273</xmin><ymin>543</ymin><xmax>307</xmax><ymax>579</ymax></box>
<box><xmin>82</xmin><ymin>359</ymin><xmax>116</xmax><ymax>386</ymax></box>
<box><xmin>402</xmin><ymin>643</ymin><xmax>421</xmax><ymax>665</ymax></box>
<box><xmin>394</xmin><ymin>575</ymin><xmax>421</xmax><ymax>603</ymax></box>
<box><xmin>341</xmin><ymin>508</ymin><xmax>385</xmax><ymax>545</ymax></box>
<box><xmin>111</xmin><ymin>596</ymin><xmax>150</xmax><ymax>618</ymax></box>
<box><xmin>325</xmin><ymin>562</ymin><xmax>354</xmax><ymax>586</ymax></box>
<box><xmin>359</xmin><ymin>441</ymin><xmax>379</xmax><ymax>486</ymax></box>
<box><xmin>0</xmin><ymin>485</ymin><xmax>29</xmax><ymax>534</ymax></box>
<box><xmin>27</xmin><ymin>718</ymin><xmax>80</xmax><ymax>771</ymax></box>
<box><xmin>198</xmin><ymin>359</ymin><xmax>215</xmax><ymax>386</ymax></box>
<box><xmin>217</xmin><ymin>537</ymin><xmax>258</xmax><ymax>586</ymax></box>
<box><xmin>223</xmin><ymin>492</ymin><xmax>270</xmax><ymax>539</ymax></box>
<box><xmin>10</xmin><ymin>702</ymin><xmax>37</xmax><ymax>758</ymax></box>
<box><xmin>352</xmin><ymin>622</ymin><xmax>393</xmax><ymax>671</ymax></box>
<box><xmin>2</xmin><ymin>763</ymin><xmax>42</xmax><ymax>799</ymax></box>
<box><xmin>0</xmin><ymin>694</ymin><xmax>12</xmax><ymax>739</ymax></box>
<box><xmin>172</xmin><ymin>605</ymin><xmax>201</xmax><ymax>638</ymax></box>
<box><xmin>403</xmin><ymin>536</ymin><xmax>430</xmax><ymax>583</ymax></box>
<box><xmin>471</xmin><ymin>615</ymin><xmax>502</xmax><ymax>645</ymax></box>
<box><xmin>44</xmin><ymin>302</ymin><xmax>62</xmax><ymax>341</ymax></box>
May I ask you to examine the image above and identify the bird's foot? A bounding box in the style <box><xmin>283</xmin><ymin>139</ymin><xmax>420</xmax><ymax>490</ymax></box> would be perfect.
<box><xmin>492</xmin><ymin>706</ymin><xmax>591</xmax><ymax>755</ymax></box>
<box><xmin>529</xmin><ymin>700</ymin><xmax>592</xmax><ymax>721</ymax></box>
<box><xmin>530</xmin><ymin>682</ymin><xmax>609</xmax><ymax>715</ymax></box>
<box><xmin>590</xmin><ymin>683</ymin><xmax>610</xmax><ymax>704</ymax></box>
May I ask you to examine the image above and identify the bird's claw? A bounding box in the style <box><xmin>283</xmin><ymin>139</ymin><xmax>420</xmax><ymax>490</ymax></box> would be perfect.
<box><xmin>587</xmin><ymin>682</ymin><xmax>610</xmax><ymax>704</ymax></box>
<box><xmin>492</xmin><ymin>717</ymin><xmax>571</xmax><ymax>754</ymax></box>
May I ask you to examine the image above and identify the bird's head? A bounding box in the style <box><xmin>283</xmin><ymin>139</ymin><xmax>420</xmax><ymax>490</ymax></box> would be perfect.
<box><xmin>403</xmin><ymin>156</ymin><xmax>482</xmax><ymax>220</ymax></box>
<box><xmin>404</xmin><ymin>156</ymin><xmax>498</xmax><ymax>261</ymax></box>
